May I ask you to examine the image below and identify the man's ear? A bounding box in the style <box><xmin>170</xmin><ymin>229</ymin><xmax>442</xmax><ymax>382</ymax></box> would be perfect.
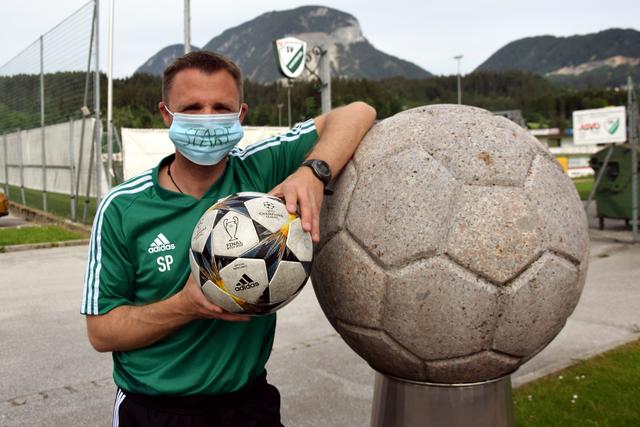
<box><xmin>239</xmin><ymin>103</ymin><xmax>249</xmax><ymax>124</ymax></box>
<box><xmin>159</xmin><ymin>101</ymin><xmax>173</xmax><ymax>128</ymax></box>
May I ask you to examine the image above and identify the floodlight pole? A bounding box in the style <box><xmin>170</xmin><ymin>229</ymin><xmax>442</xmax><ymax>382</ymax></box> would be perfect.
<box><xmin>94</xmin><ymin>0</ymin><xmax>102</xmax><ymax>204</ymax></box>
<box><xmin>287</xmin><ymin>80</ymin><xmax>292</xmax><ymax>128</ymax></box>
<box><xmin>184</xmin><ymin>0</ymin><xmax>191</xmax><ymax>54</ymax></box>
<box><xmin>628</xmin><ymin>76</ymin><xmax>638</xmax><ymax>243</ymax></box>
<box><xmin>106</xmin><ymin>0</ymin><xmax>114</xmax><ymax>190</ymax></box>
<box><xmin>454</xmin><ymin>55</ymin><xmax>463</xmax><ymax>105</ymax></box>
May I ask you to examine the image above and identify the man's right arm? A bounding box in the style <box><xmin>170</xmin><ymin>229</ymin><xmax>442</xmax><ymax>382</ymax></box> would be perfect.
<box><xmin>86</xmin><ymin>276</ymin><xmax>250</xmax><ymax>353</ymax></box>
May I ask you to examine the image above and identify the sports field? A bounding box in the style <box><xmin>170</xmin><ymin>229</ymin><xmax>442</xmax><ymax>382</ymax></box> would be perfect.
<box><xmin>3</xmin><ymin>184</ymin><xmax>97</xmax><ymax>223</ymax></box>
<box><xmin>572</xmin><ymin>177</ymin><xmax>594</xmax><ymax>201</ymax></box>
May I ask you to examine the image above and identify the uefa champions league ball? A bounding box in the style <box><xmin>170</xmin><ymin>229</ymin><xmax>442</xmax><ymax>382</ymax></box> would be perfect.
<box><xmin>189</xmin><ymin>192</ymin><xmax>313</xmax><ymax>315</ymax></box>
<box><xmin>313</xmin><ymin>104</ymin><xmax>589</xmax><ymax>383</ymax></box>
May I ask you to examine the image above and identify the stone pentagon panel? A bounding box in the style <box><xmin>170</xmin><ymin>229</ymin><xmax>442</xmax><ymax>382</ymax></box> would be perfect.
<box><xmin>312</xmin><ymin>231</ymin><xmax>386</xmax><ymax>329</ymax></box>
<box><xmin>352</xmin><ymin>116</ymin><xmax>421</xmax><ymax>173</ymax></box>
<box><xmin>319</xmin><ymin>162</ymin><xmax>357</xmax><ymax>250</ymax></box>
<box><xmin>390</xmin><ymin>105</ymin><xmax>536</xmax><ymax>186</ymax></box>
<box><xmin>336</xmin><ymin>320</ymin><xmax>426</xmax><ymax>380</ymax></box>
<box><xmin>492</xmin><ymin>115</ymin><xmax>555</xmax><ymax>161</ymax></box>
<box><xmin>493</xmin><ymin>252</ymin><xmax>580</xmax><ymax>356</ymax></box>
<box><xmin>525</xmin><ymin>155</ymin><xmax>589</xmax><ymax>263</ymax></box>
<box><xmin>383</xmin><ymin>256</ymin><xmax>498</xmax><ymax>360</ymax></box>
<box><xmin>446</xmin><ymin>186</ymin><xmax>545</xmax><ymax>284</ymax></box>
<box><xmin>346</xmin><ymin>148</ymin><xmax>456</xmax><ymax>267</ymax></box>
<box><xmin>425</xmin><ymin>350</ymin><xmax>521</xmax><ymax>383</ymax></box>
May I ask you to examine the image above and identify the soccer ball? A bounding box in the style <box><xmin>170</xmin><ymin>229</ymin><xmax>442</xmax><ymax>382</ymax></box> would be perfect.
<box><xmin>312</xmin><ymin>105</ymin><xmax>589</xmax><ymax>383</ymax></box>
<box><xmin>189</xmin><ymin>192</ymin><xmax>313</xmax><ymax>315</ymax></box>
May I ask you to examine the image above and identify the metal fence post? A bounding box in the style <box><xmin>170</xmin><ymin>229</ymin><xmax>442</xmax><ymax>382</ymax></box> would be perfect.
<box><xmin>40</xmin><ymin>34</ymin><xmax>48</xmax><ymax>211</ymax></box>
<box><xmin>17</xmin><ymin>129</ymin><xmax>26</xmax><ymax>205</ymax></box>
<box><xmin>69</xmin><ymin>118</ymin><xmax>77</xmax><ymax>222</ymax></box>
<box><xmin>3</xmin><ymin>133</ymin><xmax>8</xmax><ymax>197</ymax></box>
<box><xmin>83</xmin><ymin>120</ymin><xmax>96</xmax><ymax>224</ymax></box>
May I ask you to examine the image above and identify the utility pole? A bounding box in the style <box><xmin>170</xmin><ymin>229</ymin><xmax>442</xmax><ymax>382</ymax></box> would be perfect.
<box><xmin>320</xmin><ymin>47</ymin><xmax>331</xmax><ymax>113</ymax></box>
<box><xmin>184</xmin><ymin>0</ymin><xmax>191</xmax><ymax>54</ymax></box>
<box><xmin>454</xmin><ymin>54</ymin><xmax>463</xmax><ymax>105</ymax></box>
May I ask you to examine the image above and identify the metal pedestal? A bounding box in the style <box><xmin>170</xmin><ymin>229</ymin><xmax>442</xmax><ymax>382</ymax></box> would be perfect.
<box><xmin>371</xmin><ymin>373</ymin><xmax>514</xmax><ymax>427</ymax></box>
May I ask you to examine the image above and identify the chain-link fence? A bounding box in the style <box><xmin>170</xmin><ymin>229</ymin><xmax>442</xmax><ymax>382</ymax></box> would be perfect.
<box><xmin>0</xmin><ymin>0</ymin><xmax>108</xmax><ymax>223</ymax></box>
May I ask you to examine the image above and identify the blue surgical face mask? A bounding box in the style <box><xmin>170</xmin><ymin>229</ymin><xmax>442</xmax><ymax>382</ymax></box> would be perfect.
<box><xmin>165</xmin><ymin>105</ymin><xmax>244</xmax><ymax>166</ymax></box>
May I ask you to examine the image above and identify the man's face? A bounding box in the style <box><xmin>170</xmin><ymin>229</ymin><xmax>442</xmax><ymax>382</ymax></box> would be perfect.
<box><xmin>159</xmin><ymin>68</ymin><xmax>248</xmax><ymax>127</ymax></box>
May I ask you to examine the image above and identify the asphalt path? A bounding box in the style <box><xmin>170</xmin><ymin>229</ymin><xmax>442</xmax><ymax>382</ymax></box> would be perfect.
<box><xmin>1</xmin><ymin>239</ymin><xmax>639</xmax><ymax>426</ymax></box>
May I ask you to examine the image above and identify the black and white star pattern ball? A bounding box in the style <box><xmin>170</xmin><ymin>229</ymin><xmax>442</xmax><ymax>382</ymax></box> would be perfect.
<box><xmin>189</xmin><ymin>192</ymin><xmax>313</xmax><ymax>315</ymax></box>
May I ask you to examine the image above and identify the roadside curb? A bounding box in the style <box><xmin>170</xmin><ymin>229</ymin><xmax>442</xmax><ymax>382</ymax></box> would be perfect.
<box><xmin>8</xmin><ymin>201</ymin><xmax>92</xmax><ymax>236</ymax></box>
<box><xmin>0</xmin><ymin>239</ymin><xmax>90</xmax><ymax>253</ymax></box>
<box><xmin>512</xmin><ymin>332</ymin><xmax>640</xmax><ymax>388</ymax></box>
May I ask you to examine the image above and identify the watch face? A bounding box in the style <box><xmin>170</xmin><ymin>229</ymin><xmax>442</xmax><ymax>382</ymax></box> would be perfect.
<box><xmin>304</xmin><ymin>160</ymin><xmax>331</xmax><ymax>185</ymax></box>
<box><xmin>316</xmin><ymin>161</ymin><xmax>330</xmax><ymax>178</ymax></box>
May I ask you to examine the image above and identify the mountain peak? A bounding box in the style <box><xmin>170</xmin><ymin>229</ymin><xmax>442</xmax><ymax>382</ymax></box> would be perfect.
<box><xmin>475</xmin><ymin>28</ymin><xmax>640</xmax><ymax>87</ymax></box>
<box><xmin>135</xmin><ymin>6</ymin><xmax>430</xmax><ymax>82</ymax></box>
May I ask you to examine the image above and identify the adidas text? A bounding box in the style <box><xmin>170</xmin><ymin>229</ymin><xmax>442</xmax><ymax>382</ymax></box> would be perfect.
<box><xmin>148</xmin><ymin>243</ymin><xmax>176</xmax><ymax>253</ymax></box>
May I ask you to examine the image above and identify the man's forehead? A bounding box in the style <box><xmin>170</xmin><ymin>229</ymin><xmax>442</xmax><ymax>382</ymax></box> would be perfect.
<box><xmin>167</xmin><ymin>68</ymin><xmax>240</xmax><ymax>105</ymax></box>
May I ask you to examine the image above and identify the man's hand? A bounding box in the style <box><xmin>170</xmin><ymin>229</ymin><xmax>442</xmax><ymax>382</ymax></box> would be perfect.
<box><xmin>178</xmin><ymin>275</ymin><xmax>251</xmax><ymax>322</ymax></box>
<box><xmin>86</xmin><ymin>275</ymin><xmax>249</xmax><ymax>352</ymax></box>
<box><xmin>270</xmin><ymin>166</ymin><xmax>324</xmax><ymax>243</ymax></box>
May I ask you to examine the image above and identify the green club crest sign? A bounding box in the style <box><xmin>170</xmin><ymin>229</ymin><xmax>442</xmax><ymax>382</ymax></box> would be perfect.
<box><xmin>273</xmin><ymin>37</ymin><xmax>307</xmax><ymax>79</ymax></box>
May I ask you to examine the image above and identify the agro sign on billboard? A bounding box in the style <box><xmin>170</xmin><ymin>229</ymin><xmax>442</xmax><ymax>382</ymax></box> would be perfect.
<box><xmin>273</xmin><ymin>37</ymin><xmax>307</xmax><ymax>79</ymax></box>
<box><xmin>573</xmin><ymin>106</ymin><xmax>626</xmax><ymax>145</ymax></box>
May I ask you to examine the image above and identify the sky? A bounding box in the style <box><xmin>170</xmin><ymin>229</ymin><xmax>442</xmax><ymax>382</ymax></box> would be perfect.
<box><xmin>0</xmin><ymin>0</ymin><xmax>639</xmax><ymax>78</ymax></box>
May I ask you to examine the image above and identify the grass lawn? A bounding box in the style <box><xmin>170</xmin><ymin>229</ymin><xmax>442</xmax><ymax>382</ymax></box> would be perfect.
<box><xmin>572</xmin><ymin>177</ymin><xmax>594</xmax><ymax>201</ymax></box>
<box><xmin>0</xmin><ymin>225</ymin><xmax>85</xmax><ymax>248</ymax></box>
<box><xmin>3</xmin><ymin>184</ymin><xmax>98</xmax><ymax>224</ymax></box>
<box><xmin>514</xmin><ymin>339</ymin><xmax>640</xmax><ymax>426</ymax></box>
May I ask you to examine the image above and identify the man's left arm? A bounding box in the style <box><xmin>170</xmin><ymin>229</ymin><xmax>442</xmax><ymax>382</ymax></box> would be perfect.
<box><xmin>270</xmin><ymin>101</ymin><xmax>376</xmax><ymax>242</ymax></box>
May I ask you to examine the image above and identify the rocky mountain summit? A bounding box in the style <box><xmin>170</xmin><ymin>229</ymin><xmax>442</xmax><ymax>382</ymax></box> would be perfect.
<box><xmin>135</xmin><ymin>6</ymin><xmax>430</xmax><ymax>82</ymax></box>
<box><xmin>476</xmin><ymin>28</ymin><xmax>640</xmax><ymax>87</ymax></box>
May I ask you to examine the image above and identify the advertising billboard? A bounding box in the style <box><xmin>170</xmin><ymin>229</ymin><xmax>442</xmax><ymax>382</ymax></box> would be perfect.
<box><xmin>573</xmin><ymin>106</ymin><xmax>626</xmax><ymax>145</ymax></box>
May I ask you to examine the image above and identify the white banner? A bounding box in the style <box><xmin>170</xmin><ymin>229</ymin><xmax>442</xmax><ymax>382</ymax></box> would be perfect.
<box><xmin>121</xmin><ymin>126</ymin><xmax>288</xmax><ymax>180</ymax></box>
<box><xmin>573</xmin><ymin>106</ymin><xmax>626</xmax><ymax>145</ymax></box>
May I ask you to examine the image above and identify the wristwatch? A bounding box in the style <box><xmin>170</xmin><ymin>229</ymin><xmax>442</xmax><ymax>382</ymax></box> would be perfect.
<box><xmin>301</xmin><ymin>159</ymin><xmax>333</xmax><ymax>193</ymax></box>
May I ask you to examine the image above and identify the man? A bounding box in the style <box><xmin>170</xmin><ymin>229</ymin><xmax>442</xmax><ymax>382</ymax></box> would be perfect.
<box><xmin>81</xmin><ymin>51</ymin><xmax>375</xmax><ymax>426</ymax></box>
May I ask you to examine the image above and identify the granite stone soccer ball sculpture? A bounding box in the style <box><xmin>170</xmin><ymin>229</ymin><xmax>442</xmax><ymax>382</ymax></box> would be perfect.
<box><xmin>190</xmin><ymin>192</ymin><xmax>313</xmax><ymax>315</ymax></box>
<box><xmin>312</xmin><ymin>104</ymin><xmax>589</xmax><ymax>384</ymax></box>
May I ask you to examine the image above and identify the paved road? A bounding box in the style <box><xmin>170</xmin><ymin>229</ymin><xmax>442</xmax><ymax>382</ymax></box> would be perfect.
<box><xmin>0</xmin><ymin>213</ymin><xmax>29</xmax><ymax>228</ymax></box>
<box><xmin>1</xmin><ymin>240</ymin><xmax>639</xmax><ymax>426</ymax></box>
